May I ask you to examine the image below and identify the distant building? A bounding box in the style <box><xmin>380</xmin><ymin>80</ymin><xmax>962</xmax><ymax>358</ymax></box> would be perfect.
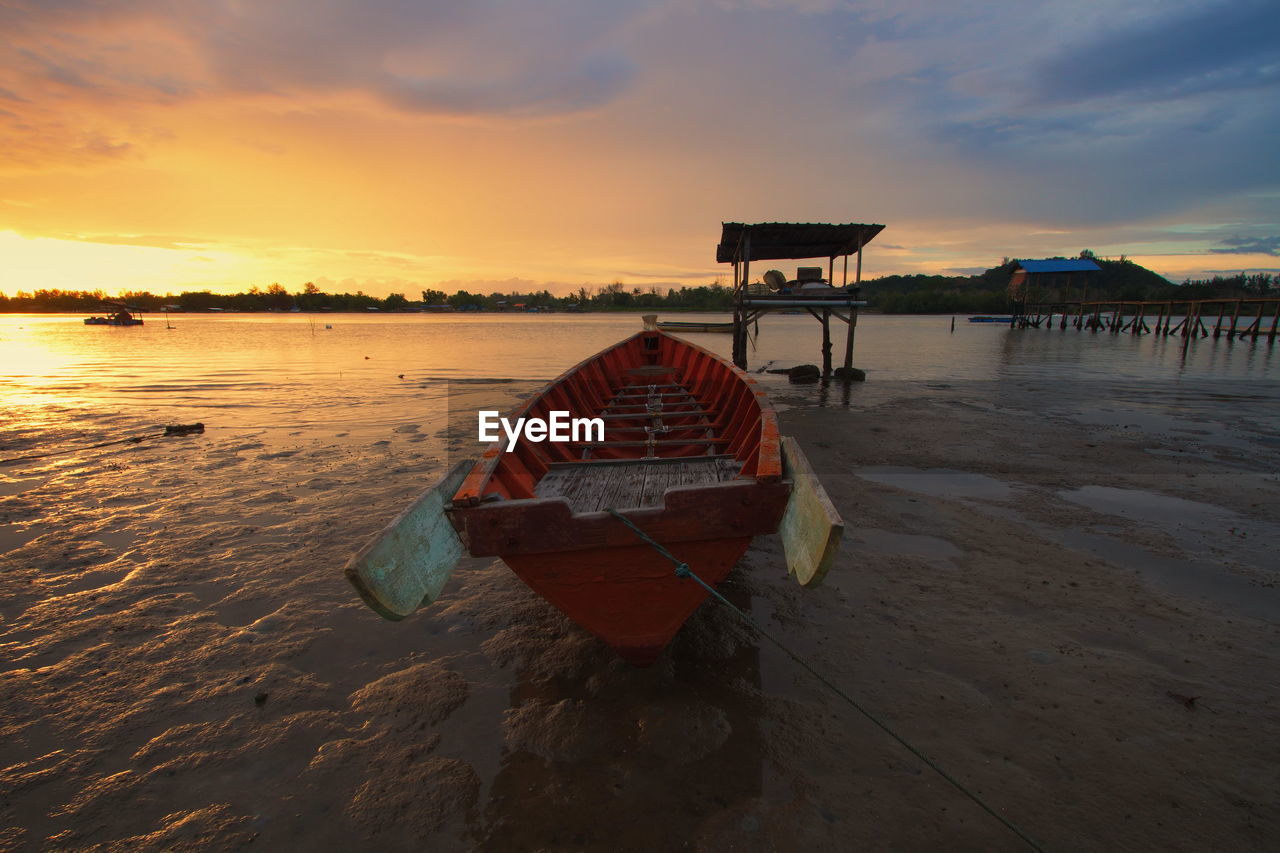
<box><xmin>1009</xmin><ymin>258</ymin><xmax>1101</xmax><ymax>303</ymax></box>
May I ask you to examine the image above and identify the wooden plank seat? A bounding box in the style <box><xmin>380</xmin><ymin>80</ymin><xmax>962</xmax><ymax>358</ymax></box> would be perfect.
<box><xmin>534</xmin><ymin>455</ymin><xmax>743</xmax><ymax>513</ymax></box>
<box><xmin>598</xmin><ymin>409</ymin><xmax>717</xmax><ymax>420</ymax></box>
<box><xmin>577</xmin><ymin>439</ymin><xmax>727</xmax><ymax>448</ymax></box>
<box><xmin>608</xmin><ymin>391</ymin><xmax>700</xmax><ymax>400</ymax></box>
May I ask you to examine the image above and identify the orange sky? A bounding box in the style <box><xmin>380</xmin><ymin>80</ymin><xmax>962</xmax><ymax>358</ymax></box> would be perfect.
<box><xmin>2</xmin><ymin>1</ymin><xmax>1276</xmax><ymax>298</ymax></box>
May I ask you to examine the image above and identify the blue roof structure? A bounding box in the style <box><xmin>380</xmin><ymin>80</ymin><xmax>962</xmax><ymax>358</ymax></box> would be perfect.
<box><xmin>1016</xmin><ymin>258</ymin><xmax>1101</xmax><ymax>273</ymax></box>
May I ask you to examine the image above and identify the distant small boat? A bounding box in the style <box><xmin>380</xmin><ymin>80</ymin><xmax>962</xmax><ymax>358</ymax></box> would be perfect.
<box><xmin>654</xmin><ymin>320</ymin><xmax>734</xmax><ymax>334</ymax></box>
<box><xmin>968</xmin><ymin>316</ymin><xmax>1013</xmax><ymax>323</ymax></box>
<box><xmin>346</xmin><ymin>325</ymin><xmax>843</xmax><ymax>665</ymax></box>
<box><xmin>84</xmin><ymin>312</ymin><xmax>144</xmax><ymax>327</ymax></box>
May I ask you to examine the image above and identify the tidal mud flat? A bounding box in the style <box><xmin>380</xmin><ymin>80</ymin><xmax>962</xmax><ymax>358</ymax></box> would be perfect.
<box><xmin>1</xmin><ymin>376</ymin><xmax>1277</xmax><ymax>851</ymax></box>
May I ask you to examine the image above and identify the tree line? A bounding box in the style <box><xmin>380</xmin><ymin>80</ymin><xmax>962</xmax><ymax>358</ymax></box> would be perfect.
<box><xmin>2</xmin><ymin>258</ymin><xmax>1272</xmax><ymax>315</ymax></box>
<box><xmin>0</xmin><ymin>281</ymin><xmax>740</xmax><ymax>313</ymax></box>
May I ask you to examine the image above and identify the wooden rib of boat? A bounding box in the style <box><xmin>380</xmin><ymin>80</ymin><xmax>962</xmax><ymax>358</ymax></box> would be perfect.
<box><xmin>346</xmin><ymin>327</ymin><xmax>842</xmax><ymax>666</ymax></box>
<box><xmin>654</xmin><ymin>320</ymin><xmax>735</xmax><ymax>334</ymax></box>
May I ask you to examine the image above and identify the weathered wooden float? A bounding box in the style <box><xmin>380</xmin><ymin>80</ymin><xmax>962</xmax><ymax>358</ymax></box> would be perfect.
<box><xmin>346</xmin><ymin>325</ymin><xmax>842</xmax><ymax>665</ymax></box>
<box><xmin>654</xmin><ymin>319</ymin><xmax>735</xmax><ymax>334</ymax></box>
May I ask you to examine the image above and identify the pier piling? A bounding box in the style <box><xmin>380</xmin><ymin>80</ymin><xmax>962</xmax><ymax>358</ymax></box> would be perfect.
<box><xmin>1016</xmin><ymin>298</ymin><xmax>1279</xmax><ymax>345</ymax></box>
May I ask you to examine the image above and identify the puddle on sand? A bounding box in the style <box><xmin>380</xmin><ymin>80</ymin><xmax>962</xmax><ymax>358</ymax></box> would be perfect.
<box><xmin>1058</xmin><ymin>530</ymin><xmax>1280</xmax><ymax>622</ymax></box>
<box><xmin>1058</xmin><ymin>485</ymin><xmax>1280</xmax><ymax>569</ymax></box>
<box><xmin>0</xmin><ymin>475</ymin><xmax>50</xmax><ymax>497</ymax></box>
<box><xmin>851</xmin><ymin>528</ymin><xmax>962</xmax><ymax>564</ymax></box>
<box><xmin>856</xmin><ymin>466</ymin><xmax>1015</xmax><ymax>501</ymax></box>
<box><xmin>974</xmin><ymin>498</ymin><xmax>1280</xmax><ymax>622</ymax></box>
<box><xmin>1059</xmin><ymin>485</ymin><xmax>1234</xmax><ymax>528</ymax></box>
<box><xmin>0</xmin><ymin>524</ymin><xmax>39</xmax><ymax>554</ymax></box>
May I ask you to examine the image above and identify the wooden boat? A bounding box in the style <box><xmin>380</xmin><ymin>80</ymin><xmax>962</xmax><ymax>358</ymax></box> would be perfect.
<box><xmin>346</xmin><ymin>325</ymin><xmax>842</xmax><ymax>665</ymax></box>
<box><xmin>654</xmin><ymin>319</ymin><xmax>735</xmax><ymax>334</ymax></box>
<box><xmin>84</xmin><ymin>312</ymin><xmax>144</xmax><ymax>326</ymax></box>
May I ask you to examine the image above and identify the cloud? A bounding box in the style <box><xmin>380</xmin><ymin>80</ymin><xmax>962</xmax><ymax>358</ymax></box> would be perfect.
<box><xmin>871</xmin><ymin>1</ymin><xmax>1280</xmax><ymax>224</ymax></box>
<box><xmin>0</xmin><ymin>0</ymin><xmax>643</xmax><ymax>118</ymax></box>
<box><xmin>51</xmin><ymin>232</ymin><xmax>209</xmax><ymax>250</ymax></box>
<box><xmin>1209</xmin><ymin>235</ymin><xmax>1280</xmax><ymax>256</ymax></box>
<box><xmin>1030</xmin><ymin>0</ymin><xmax>1280</xmax><ymax>104</ymax></box>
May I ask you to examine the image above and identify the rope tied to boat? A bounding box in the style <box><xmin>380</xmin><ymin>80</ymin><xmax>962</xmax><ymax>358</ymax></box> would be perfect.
<box><xmin>605</xmin><ymin>507</ymin><xmax>1047</xmax><ymax>853</ymax></box>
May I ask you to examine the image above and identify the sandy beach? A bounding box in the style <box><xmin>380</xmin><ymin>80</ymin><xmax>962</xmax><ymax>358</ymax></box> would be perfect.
<box><xmin>1</xmin><ymin>372</ymin><xmax>1277</xmax><ymax>851</ymax></box>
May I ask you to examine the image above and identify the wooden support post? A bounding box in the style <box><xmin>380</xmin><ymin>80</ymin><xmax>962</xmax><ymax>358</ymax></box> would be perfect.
<box><xmin>1213</xmin><ymin>301</ymin><xmax>1226</xmax><ymax>337</ymax></box>
<box><xmin>843</xmin><ymin>306</ymin><xmax>857</xmax><ymax>369</ymax></box>
<box><xmin>821</xmin><ymin>308</ymin><xmax>832</xmax><ymax>375</ymax></box>
<box><xmin>855</xmin><ymin>231</ymin><xmax>863</xmax><ymax>283</ymax></box>
<box><xmin>1269</xmin><ymin>301</ymin><xmax>1280</xmax><ymax>341</ymax></box>
<box><xmin>735</xmin><ymin>235</ymin><xmax>751</xmax><ymax>368</ymax></box>
<box><xmin>1227</xmin><ymin>299</ymin><xmax>1241</xmax><ymax>339</ymax></box>
<box><xmin>1246</xmin><ymin>302</ymin><xmax>1264</xmax><ymax>338</ymax></box>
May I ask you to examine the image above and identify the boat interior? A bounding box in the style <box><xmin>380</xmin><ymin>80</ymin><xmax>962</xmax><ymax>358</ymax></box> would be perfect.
<box><xmin>453</xmin><ymin>331</ymin><xmax>780</xmax><ymax>508</ymax></box>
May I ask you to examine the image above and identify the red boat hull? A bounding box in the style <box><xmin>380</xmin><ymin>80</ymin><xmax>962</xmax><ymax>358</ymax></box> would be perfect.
<box><xmin>449</xmin><ymin>329</ymin><xmax>787</xmax><ymax>665</ymax></box>
<box><xmin>503</xmin><ymin>537</ymin><xmax>752</xmax><ymax>666</ymax></box>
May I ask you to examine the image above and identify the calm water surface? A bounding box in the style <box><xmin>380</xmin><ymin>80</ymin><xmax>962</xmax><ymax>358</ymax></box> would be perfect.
<box><xmin>1</xmin><ymin>312</ymin><xmax>1277</xmax><ymax>442</ymax></box>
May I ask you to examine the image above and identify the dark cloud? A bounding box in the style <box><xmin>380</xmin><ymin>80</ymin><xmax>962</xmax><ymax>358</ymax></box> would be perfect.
<box><xmin>1031</xmin><ymin>0</ymin><xmax>1280</xmax><ymax>104</ymax></box>
<box><xmin>1209</xmin><ymin>235</ymin><xmax>1280</xmax><ymax>256</ymax></box>
<box><xmin>902</xmin><ymin>3</ymin><xmax>1280</xmax><ymax>225</ymax></box>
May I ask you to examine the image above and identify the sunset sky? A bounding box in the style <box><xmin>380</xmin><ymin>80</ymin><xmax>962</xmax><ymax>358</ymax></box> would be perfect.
<box><xmin>1</xmin><ymin>0</ymin><xmax>1277</xmax><ymax>298</ymax></box>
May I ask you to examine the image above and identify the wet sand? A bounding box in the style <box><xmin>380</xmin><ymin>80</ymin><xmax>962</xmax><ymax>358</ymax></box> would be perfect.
<box><xmin>1</xmin><ymin>378</ymin><xmax>1277</xmax><ymax>851</ymax></box>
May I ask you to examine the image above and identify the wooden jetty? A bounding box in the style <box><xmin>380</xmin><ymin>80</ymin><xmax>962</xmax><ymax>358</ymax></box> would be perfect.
<box><xmin>717</xmin><ymin>222</ymin><xmax>884</xmax><ymax>372</ymax></box>
<box><xmin>1015</xmin><ymin>298</ymin><xmax>1280</xmax><ymax>341</ymax></box>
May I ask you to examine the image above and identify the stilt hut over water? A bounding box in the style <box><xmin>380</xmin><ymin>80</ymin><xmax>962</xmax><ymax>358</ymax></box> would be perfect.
<box><xmin>716</xmin><ymin>222</ymin><xmax>884</xmax><ymax>372</ymax></box>
<box><xmin>1009</xmin><ymin>258</ymin><xmax>1101</xmax><ymax>312</ymax></box>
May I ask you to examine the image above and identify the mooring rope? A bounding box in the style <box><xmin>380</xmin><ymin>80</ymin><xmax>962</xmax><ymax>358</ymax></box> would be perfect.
<box><xmin>605</xmin><ymin>508</ymin><xmax>1046</xmax><ymax>853</ymax></box>
<box><xmin>0</xmin><ymin>423</ymin><xmax>205</xmax><ymax>466</ymax></box>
